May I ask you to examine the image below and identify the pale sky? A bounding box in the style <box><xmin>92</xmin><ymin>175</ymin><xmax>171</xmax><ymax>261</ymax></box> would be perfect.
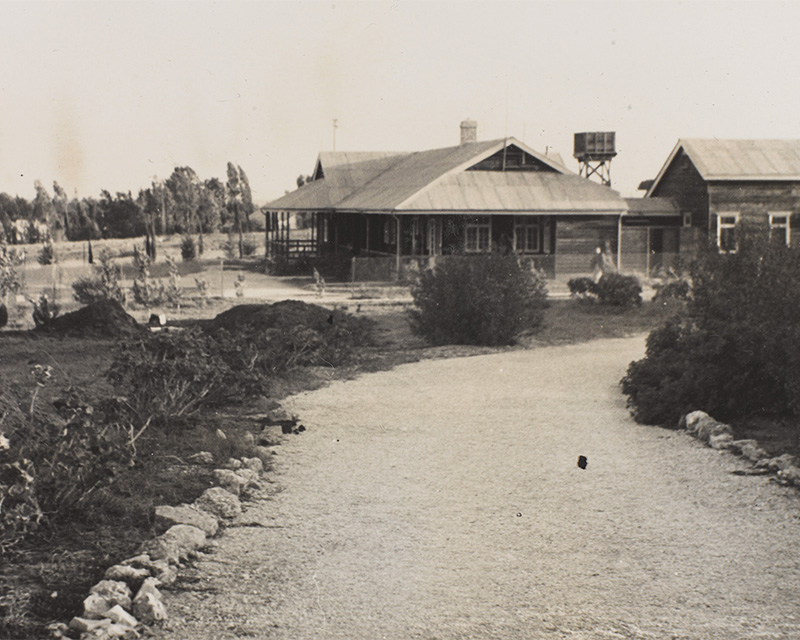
<box><xmin>2</xmin><ymin>0</ymin><xmax>799</xmax><ymax>204</ymax></box>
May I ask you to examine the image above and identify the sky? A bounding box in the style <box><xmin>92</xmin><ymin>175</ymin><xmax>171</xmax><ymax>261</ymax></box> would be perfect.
<box><xmin>2</xmin><ymin>0</ymin><xmax>799</xmax><ymax>204</ymax></box>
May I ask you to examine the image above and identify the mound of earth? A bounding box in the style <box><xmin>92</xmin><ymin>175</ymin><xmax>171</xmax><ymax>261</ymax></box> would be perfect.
<box><xmin>204</xmin><ymin>300</ymin><xmax>367</xmax><ymax>336</ymax></box>
<box><xmin>34</xmin><ymin>300</ymin><xmax>144</xmax><ymax>339</ymax></box>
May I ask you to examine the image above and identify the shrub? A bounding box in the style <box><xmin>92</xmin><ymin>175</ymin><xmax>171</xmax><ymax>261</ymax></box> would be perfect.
<box><xmin>621</xmin><ymin>234</ymin><xmax>800</xmax><ymax>425</ymax></box>
<box><xmin>37</xmin><ymin>241</ymin><xmax>55</xmax><ymax>266</ymax></box>
<box><xmin>241</xmin><ymin>239</ymin><xmax>257</xmax><ymax>256</ymax></box>
<box><xmin>31</xmin><ymin>295</ymin><xmax>58</xmax><ymax>328</ymax></box>
<box><xmin>109</xmin><ymin>329</ymin><xmax>235</xmax><ymax>426</ymax></box>
<box><xmin>567</xmin><ymin>276</ymin><xmax>597</xmax><ymax>302</ymax></box>
<box><xmin>180</xmin><ymin>235</ymin><xmax>196</xmax><ymax>261</ymax></box>
<box><xmin>409</xmin><ymin>253</ymin><xmax>549</xmax><ymax>346</ymax></box>
<box><xmin>594</xmin><ymin>273</ymin><xmax>642</xmax><ymax>307</ymax></box>
<box><xmin>72</xmin><ymin>249</ymin><xmax>126</xmax><ymax>306</ymax></box>
<box><xmin>652</xmin><ymin>278</ymin><xmax>691</xmax><ymax>302</ymax></box>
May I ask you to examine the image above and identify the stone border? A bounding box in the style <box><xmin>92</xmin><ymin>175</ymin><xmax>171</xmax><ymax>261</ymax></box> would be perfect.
<box><xmin>46</xmin><ymin>455</ymin><xmax>267</xmax><ymax>640</ymax></box>
<box><xmin>680</xmin><ymin>411</ymin><xmax>800</xmax><ymax>486</ymax></box>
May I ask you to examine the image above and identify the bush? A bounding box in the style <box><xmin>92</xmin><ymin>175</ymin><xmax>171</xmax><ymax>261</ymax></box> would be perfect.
<box><xmin>72</xmin><ymin>249</ymin><xmax>126</xmax><ymax>306</ymax></box>
<box><xmin>652</xmin><ymin>278</ymin><xmax>691</xmax><ymax>302</ymax></box>
<box><xmin>409</xmin><ymin>253</ymin><xmax>549</xmax><ymax>346</ymax></box>
<box><xmin>180</xmin><ymin>235</ymin><xmax>196</xmax><ymax>261</ymax></box>
<box><xmin>31</xmin><ymin>295</ymin><xmax>58</xmax><ymax>327</ymax></box>
<box><xmin>567</xmin><ymin>276</ymin><xmax>597</xmax><ymax>302</ymax></box>
<box><xmin>594</xmin><ymin>273</ymin><xmax>642</xmax><ymax>307</ymax></box>
<box><xmin>621</xmin><ymin>234</ymin><xmax>800</xmax><ymax>425</ymax></box>
<box><xmin>109</xmin><ymin>330</ymin><xmax>235</xmax><ymax>426</ymax></box>
<box><xmin>37</xmin><ymin>241</ymin><xmax>55</xmax><ymax>266</ymax></box>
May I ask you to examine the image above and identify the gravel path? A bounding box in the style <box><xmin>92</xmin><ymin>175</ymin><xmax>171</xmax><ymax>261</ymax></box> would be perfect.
<box><xmin>157</xmin><ymin>337</ymin><xmax>800</xmax><ymax>639</ymax></box>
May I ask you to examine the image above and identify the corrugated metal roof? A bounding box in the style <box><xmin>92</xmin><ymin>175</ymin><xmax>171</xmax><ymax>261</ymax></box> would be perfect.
<box><xmin>336</xmin><ymin>140</ymin><xmax>503</xmax><ymax>210</ymax></box>
<box><xmin>625</xmin><ymin>197</ymin><xmax>680</xmax><ymax>215</ymax></box>
<box><xmin>681</xmin><ymin>139</ymin><xmax>800</xmax><ymax>179</ymax></box>
<box><xmin>266</xmin><ymin>137</ymin><xmax>617</xmax><ymax>214</ymax></box>
<box><xmin>400</xmin><ymin>171</ymin><xmax>625</xmax><ymax>213</ymax></box>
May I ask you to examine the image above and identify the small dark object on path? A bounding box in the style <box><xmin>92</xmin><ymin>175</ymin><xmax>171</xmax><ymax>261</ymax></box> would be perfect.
<box><xmin>327</xmin><ymin>314</ymin><xmax>334</xmax><ymax>325</ymax></box>
<box><xmin>577</xmin><ymin>455</ymin><xmax>588</xmax><ymax>469</ymax></box>
<box><xmin>281</xmin><ymin>424</ymin><xmax>293</xmax><ymax>435</ymax></box>
<box><xmin>293</xmin><ymin>425</ymin><xmax>306</xmax><ymax>434</ymax></box>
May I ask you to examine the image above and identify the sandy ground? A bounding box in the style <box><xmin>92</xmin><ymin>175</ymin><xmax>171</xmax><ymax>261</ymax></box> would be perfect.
<box><xmin>156</xmin><ymin>337</ymin><xmax>800</xmax><ymax>640</ymax></box>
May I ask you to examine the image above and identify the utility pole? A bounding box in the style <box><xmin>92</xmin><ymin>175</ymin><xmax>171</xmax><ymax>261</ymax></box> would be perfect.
<box><xmin>332</xmin><ymin>119</ymin><xmax>338</xmax><ymax>151</ymax></box>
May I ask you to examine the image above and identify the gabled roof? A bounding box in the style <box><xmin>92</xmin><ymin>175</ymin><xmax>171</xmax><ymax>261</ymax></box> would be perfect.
<box><xmin>265</xmin><ymin>137</ymin><xmax>627</xmax><ymax>214</ymax></box>
<box><xmin>647</xmin><ymin>138</ymin><xmax>800</xmax><ymax>196</ymax></box>
<box><xmin>402</xmin><ymin>171</ymin><xmax>625</xmax><ymax>213</ymax></box>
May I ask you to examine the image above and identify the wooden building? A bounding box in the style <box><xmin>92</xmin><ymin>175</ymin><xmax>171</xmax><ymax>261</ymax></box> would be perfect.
<box><xmin>645</xmin><ymin>139</ymin><xmax>800</xmax><ymax>252</ymax></box>
<box><xmin>265</xmin><ymin>125</ymin><xmax>684</xmax><ymax>280</ymax></box>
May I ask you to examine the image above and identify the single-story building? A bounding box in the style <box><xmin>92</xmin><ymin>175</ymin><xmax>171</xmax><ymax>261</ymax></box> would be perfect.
<box><xmin>645</xmin><ymin>138</ymin><xmax>800</xmax><ymax>252</ymax></box>
<box><xmin>265</xmin><ymin>123</ymin><xmax>685</xmax><ymax>280</ymax></box>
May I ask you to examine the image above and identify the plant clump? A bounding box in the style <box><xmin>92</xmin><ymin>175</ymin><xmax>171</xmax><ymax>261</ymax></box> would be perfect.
<box><xmin>621</xmin><ymin>234</ymin><xmax>800</xmax><ymax>425</ymax></box>
<box><xmin>409</xmin><ymin>253</ymin><xmax>549</xmax><ymax>346</ymax></box>
<box><xmin>567</xmin><ymin>273</ymin><xmax>642</xmax><ymax>307</ymax></box>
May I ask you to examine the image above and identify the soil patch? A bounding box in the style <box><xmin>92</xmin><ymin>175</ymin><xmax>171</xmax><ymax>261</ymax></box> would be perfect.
<box><xmin>33</xmin><ymin>300</ymin><xmax>144</xmax><ymax>339</ymax></box>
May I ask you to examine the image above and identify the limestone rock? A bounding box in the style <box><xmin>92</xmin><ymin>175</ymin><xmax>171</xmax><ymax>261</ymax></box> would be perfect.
<box><xmin>154</xmin><ymin>504</ymin><xmax>219</xmax><ymax>537</ymax></box>
<box><xmin>132</xmin><ymin>580</ymin><xmax>167</xmax><ymax>625</ymax></box>
<box><xmin>213</xmin><ymin>468</ymin><xmax>246</xmax><ymax>495</ymax></box>
<box><xmin>728</xmin><ymin>439</ymin><xmax>759</xmax><ymax>455</ymax></box>
<box><xmin>138</xmin><ymin>537</ymin><xmax>182</xmax><ymax>565</ymax></box>
<box><xmin>88</xmin><ymin>581</ymin><xmax>132</xmax><ymax>611</ymax></box>
<box><xmin>120</xmin><ymin>555</ymin><xmax>176</xmax><ymax>586</ymax></box>
<box><xmin>195</xmin><ymin>486</ymin><xmax>242</xmax><ymax>519</ymax></box>
<box><xmin>242</xmin><ymin>431</ymin><xmax>256</xmax><ymax>446</ymax></box>
<box><xmin>740</xmin><ymin>442</ymin><xmax>769</xmax><ymax>462</ymax></box>
<box><xmin>69</xmin><ymin>617</ymin><xmax>111</xmax><ymax>634</ymax></box>
<box><xmin>263</xmin><ymin>406</ymin><xmax>297</xmax><ymax>428</ymax></box>
<box><xmin>778</xmin><ymin>465</ymin><xmax>800</xmax><ymax>486</ymax></box>
<box><xmin>160</xmin><ymin>524</ymin><xmax>207</xmax><ymax>560</ymax></box>
<box><xmin>104</xmin><ymin>565</ymin><xmax>151</xmax><ymax>589</ymax></box>
<box><xmin>708</xmin><ymin>432</ymin><xmax>734</xmax><ymax>450</ymax></box>
<box><xmin>83</xmin><ymin>593</ymin><xmax>112</xmax><ymax>619</ymax></box>
<box><xmin>102</xmin><ymin>604</ymin><xmax>138</xmax><ymax>628</ymax></box>
<box><xmin>187</xmin><ymin>451</ymin><xmax>214</xmax><ymax>465</ymax></box>
<box><xmin>83</xmin><ymin>622</ymin><xmax>140</xmax><ymax>639</ymax></box>
<box><xmin>236</xmin><ymin>468</ymin><xmax>260</xmax><ymax>489</ymax></box>
<box><xmin>241</xmin><ymin>457</ymin><xmax>264</xmax><ymax>473</ymax></box>
<box><xmin>768</xmin><ymin>453</ymin><xmax>798</xmax><ymax>472</ymax></box>
<box><xmin>684</xmin><ymin>411</ymin><xmax>732</xmax><ymax>443</ymax></box>
<box><xmin>224</xmin><ymin>458</ymin><xmax>243</xmax><ymax>470</ymax></box>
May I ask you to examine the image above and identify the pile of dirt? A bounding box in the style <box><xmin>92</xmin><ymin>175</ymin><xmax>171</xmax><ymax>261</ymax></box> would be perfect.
<box><xmin>34</xmin><ymin>300</ymin><xmax>144</xmax><ymax>339</ymax></box>
<box><xmin>203</xmin><ymin>300</ymin><xmax>369</xmax><ymax>337</ymax></box>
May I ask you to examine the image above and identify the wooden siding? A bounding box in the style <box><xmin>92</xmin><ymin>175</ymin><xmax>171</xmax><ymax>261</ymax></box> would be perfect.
<box><xmin>620</xmin><ymin>228</ymin><xmax>647</xmax><ymax>273</ymax></box>
<box><xmin>650</xmin><ymin>149</ymin><xmax>709</xmax><ymax>229</ymax></box>
<box><xmin>708</xmin><ymin>181</ymin><xmax>800</xmax><ymax>246</ymax></box>
<box><xmin>555</xmin><ymin>217</ymin><xmax>618</xmax><ymax>275</ymax></box>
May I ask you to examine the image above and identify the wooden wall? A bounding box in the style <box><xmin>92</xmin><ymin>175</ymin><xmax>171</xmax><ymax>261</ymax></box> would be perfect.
<box><xmin>555</xmin><ymin>216</ymin><xmax>619</xmax><ymax>275</ymax></box>
<box><xmin>620</xmin><ymin>228</ymin><xmax>647</xmax><ymax>273</ymax></box>
<box><xmin>650</xmin><ymin>149</ymin><xmax>709</xmax><ymax>229</ymax></box>
<box><xmin>708</xmin><ymin>182</ymin><xmax>800</xmax><ymax>245</ymax></box>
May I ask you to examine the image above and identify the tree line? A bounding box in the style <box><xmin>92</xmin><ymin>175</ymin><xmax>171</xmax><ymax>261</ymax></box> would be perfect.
<box><xmin>0</xmin><ymin>163</ymin><xmax>256</xmax><ymax>254</ymax></box>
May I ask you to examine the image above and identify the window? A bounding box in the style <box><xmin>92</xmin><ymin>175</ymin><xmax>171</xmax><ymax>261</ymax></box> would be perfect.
<box><xmin>514</xmin><ymin>217</ymin><xmax>541</xmax><ymax>253</ymax></box>
<box><xmin>465</xmin><ymin>216</ymin><xmax>491</xmax><ymax>252</ymax></box>
<box><xmin>769</xmin><ymin>212</ymin><xmax>791</xmax><ymax>246</ymax></box>
<box><xmin>717</xmin><ymin>212</ymin><xmax>739</xmax><ymax>253</ymax></box>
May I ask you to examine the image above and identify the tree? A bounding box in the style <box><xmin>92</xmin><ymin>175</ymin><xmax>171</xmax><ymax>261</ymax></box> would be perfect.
<box><xmin>226</xmin><ymin>162</ymin><xmax>245</xmax><ymax>258</ymax></box>
<box><xmin>32</xmin><ymin>181</ymin><xmax>55</xmax><ymax>241</ymax></box>
<box><xmin>166</xmin><ymin>167</ymin><xmax>204</xmax><ymax>252</ymax></box>
<box><xmin>52</xmin><ymin>181</ymin><xmax>71</xmax><ymax>240</ymax></box>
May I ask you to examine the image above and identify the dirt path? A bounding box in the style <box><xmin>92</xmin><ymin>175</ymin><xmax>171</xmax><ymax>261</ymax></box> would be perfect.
<box><xmin>157</xmin><ymin>337</ymin><xmax>800</xmax><ymax>639</ymax></box>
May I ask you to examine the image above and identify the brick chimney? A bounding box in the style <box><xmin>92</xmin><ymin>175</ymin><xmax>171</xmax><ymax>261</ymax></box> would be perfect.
<box><xmin>460</xmin><ymin>119</ymin><xmax>477</xmax><ymax>144</ymax></box>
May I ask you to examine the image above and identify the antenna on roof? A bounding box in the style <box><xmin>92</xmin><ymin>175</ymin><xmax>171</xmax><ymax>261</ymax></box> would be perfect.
<box><xmin>502</xmin><ymin>79</ymin><xmax>509</xmax><ymax>171</ymax></box>
<box><xmin>332</xmin><ymin>119</ymin><xmax>338</xmax><ymax>151</ymax></box>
